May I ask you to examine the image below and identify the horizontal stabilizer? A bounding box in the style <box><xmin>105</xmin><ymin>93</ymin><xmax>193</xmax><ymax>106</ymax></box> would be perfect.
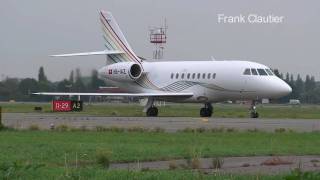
<box><xmin>50</xmin><ymin>50</ymin><xmax>124</xmax><ymax>57</ymax></box>
<box><xmin>33</xmin><ymin>92</ymin><xmax>193</xmax><ymax>98</ymax></box>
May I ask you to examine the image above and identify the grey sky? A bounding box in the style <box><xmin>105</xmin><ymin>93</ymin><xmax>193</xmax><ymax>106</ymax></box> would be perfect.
<box><xmin>0</xmin><ymin>0</ymin><xmax>319</xmax><ymax>81</ymax></box>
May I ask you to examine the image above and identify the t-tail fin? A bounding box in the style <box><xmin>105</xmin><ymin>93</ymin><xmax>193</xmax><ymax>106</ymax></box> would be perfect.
<box><xmin>99</xmin><ymin>10</ymin><xmax>141</xmax><ymax>64</ymax></box>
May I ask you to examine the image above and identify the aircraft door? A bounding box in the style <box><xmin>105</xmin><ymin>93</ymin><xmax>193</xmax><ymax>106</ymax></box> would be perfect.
<box><xmin>242</xmin><ymin>68</ymin><xmax>258</xmax><ymax>98</ymax></box>
<box><xmin>241</xmin><ymin>68</ymin><xmax>251</xmax><ymax>94</ymax></box>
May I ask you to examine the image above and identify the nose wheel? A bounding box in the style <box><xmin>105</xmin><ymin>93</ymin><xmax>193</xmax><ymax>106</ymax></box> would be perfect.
<box><xmin>250</xmin><ymin>101</ymin><xmax>259</xmax><ymax>118</ymax></box>
<box><xmin>200</xmin><ymin>103</ymin><xmax>213</xmax><ymax>117</ymax></box>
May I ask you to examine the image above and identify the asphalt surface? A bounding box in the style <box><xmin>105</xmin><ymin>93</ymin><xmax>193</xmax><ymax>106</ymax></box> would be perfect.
<box><xmin>110</xmin><ymin>155</ymin><xmax>320</xmax><ymax>174</ymax></box>
<box><xmin>2</xmin><ymin>113</ymin><xmax>320</xmax><ymax>132</ymax></box>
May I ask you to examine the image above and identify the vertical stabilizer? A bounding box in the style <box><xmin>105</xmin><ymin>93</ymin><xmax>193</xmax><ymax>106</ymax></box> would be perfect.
<box><xmin>100</xmin><ymin>10</ymin><xmax>141</xmax><ymax>64</ymax></box>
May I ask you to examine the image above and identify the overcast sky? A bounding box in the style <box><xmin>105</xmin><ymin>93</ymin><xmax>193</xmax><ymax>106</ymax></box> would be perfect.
<box><xmin>0</xmin><ymin>0</ymin><xmax>319</xmax><ymax>81</ymax></box>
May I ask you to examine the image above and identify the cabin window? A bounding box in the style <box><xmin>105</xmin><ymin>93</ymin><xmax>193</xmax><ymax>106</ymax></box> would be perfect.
<box><xmin>265</xmin><ymin>69</ymin><xmax>274</xmax><ymax>76</ymax></box>
<box><xmin>187</xmin><ymin>73</ymin><xmax>190</xmax><ymax>79</ymax></box>
<box><xmin>213</xmin><ymin>73</ymin><xmax>216</xmax><ymax>79</ymax></box>
<box><xmin>197</xmin><ymin>73</ymin><xmax>200</xmax><ymax>79</ymax></box>
<box><xmin>257</xmin><ymin>69</ymin><xmax>268</xmax><ymax>76</ymax></box>
<box><xmin>243</xmin><ymin>68</ymin><xmax>251</xmax><ymax>75</ymax></box>
<box><xmin>207</xmin><ymin>73</ymin><xmax>211</xmax><ymax>79</ymax></box>
<box><xmin>192</xmin><ymin>73</ymin><xmax>196</xmax><ymax>79</ymax></box>
<box><xmin>171</xmin><ymin>73</ymin><xmax>174</xmax><ymax>79</ymax></box>
<box><xmin>175</xmin><ymin>73</ymin><xmax>179</xmax><ymax>79</ymax></box>
<box><xmin>251</xmin><ymin>68</ymin><xmax>258</xmax><ymax>75</ymax></box>
<box><xmin>202</xmin><ymin>73</ymin><xmax>206</xmax><ymax>79</ymax></box>
<box><xmin>181</xmin><ymin>73</ymin><xmax>185</xmax><ymax>79</ymax></box>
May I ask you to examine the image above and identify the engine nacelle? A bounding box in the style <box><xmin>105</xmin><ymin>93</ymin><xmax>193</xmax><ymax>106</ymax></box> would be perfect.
<box><xmin>101</xmin><ymin>62</ymin><xmax>143</xmax><ymax>82</ymax></box>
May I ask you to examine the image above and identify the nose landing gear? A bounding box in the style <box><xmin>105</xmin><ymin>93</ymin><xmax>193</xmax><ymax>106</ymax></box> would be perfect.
<box><xmin>250</xmin><ymin>101</ymin><xmax>259</xmax><ymax>118</ymax></box>
<box><xmin>200</xmin><ymin>103</ymin><xmax>213</xmax><ymax>117</ymax></box>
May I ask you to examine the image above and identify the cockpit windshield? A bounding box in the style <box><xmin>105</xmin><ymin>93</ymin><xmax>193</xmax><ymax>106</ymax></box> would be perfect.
<box><xmin>243</xmin><ymin>68</ymin><xmax>251</xmax><ymax>75</ymax></box>
<box><xmin>265</xmin><ymin>69</ymin><xmax>274</xmax><ymax>76</ymax></box>
<box><xmin>257</xmin><ymin>69</ymin><xmax>267</xmax><ymax>76</ymax></box>
<box><xmin>251</xmin><ymin>68</ymin><xmax>258</xmax><ymax>75</ymax></box>
<box><xmin>243</xmin><ymin>68</ymin><xmax>274</xmax><ymax>76</ymax></box>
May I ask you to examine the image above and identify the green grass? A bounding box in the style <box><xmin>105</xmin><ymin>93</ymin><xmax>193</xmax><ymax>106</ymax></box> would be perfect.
<box><xmin>1</xmin><ymin>130</ymin><xmax>319</xmax><ymax>179</ymax></box>
<box><xmin>0</xmin><ymin>167</ymin><xmax>285</xmax><ymax>180</ymax></box>
<box><xmin>1</xmin><ymin>131</ymin><xmax>320</xmax><ymax>164</ymax></box>
<box><xmin>2</xmin><ymin>102</ymin><xmax>320</xmax><ymax>119</ymax></box>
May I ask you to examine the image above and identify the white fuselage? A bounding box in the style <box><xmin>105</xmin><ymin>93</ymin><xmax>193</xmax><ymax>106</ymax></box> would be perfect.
<box><xmin>98</xmin><ymin>60</ymin><xmax>292</xmax><ymax>103</ymax></box>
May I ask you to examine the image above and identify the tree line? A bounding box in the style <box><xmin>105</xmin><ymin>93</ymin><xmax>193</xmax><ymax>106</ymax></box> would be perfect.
<box><xmin>0</xmin><ymin>67</ymin><xmax>105</xmax><ymax>101</ymax></box>
<box><xmin>0</xmin><ymin>67</ymin><xmax>319</xmax><ymax>103</ymax></box>
<box><xmin>273</xmin><ymin>69</ymin><xmax>320</xmax><ymax>103</ymax></box>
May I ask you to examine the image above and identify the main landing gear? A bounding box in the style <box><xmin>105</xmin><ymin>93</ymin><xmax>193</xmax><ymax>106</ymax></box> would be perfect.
<box><xmin>144</xmin><ymin>98</ymin><xmax>158</xmax><ymax>117</ymax></box>
<box><xmin>250</xmin><ymin>101</ymin><xmax>259</xmax><ymax>118</ymax></box>
<box><xmin>200</xmin><ymin>103</ymin><xmax>213</xmax><ymax>117</ymax></box>
<box><xmin>146</xmin><ymin>106</ymin><xmax>158</xmax><ymax>117</ymax></box>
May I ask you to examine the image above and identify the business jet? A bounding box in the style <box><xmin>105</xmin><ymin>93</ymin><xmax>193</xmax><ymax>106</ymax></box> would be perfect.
<box><xmin>34</xmin><ymin>11</ymin><xmax>292</xmax><ymax>118</ymax></box>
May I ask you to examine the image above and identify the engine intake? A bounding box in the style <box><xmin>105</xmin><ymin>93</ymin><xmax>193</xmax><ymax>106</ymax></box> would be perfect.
<box><xmin>102</xmin><ymin>62</ymin><xmax>143</xmax><ymax>82</ymax></box>
<box><xmin>130</xmin><ymin>63</ymin><xmax>142</xmax><ymax>79</ymax></box>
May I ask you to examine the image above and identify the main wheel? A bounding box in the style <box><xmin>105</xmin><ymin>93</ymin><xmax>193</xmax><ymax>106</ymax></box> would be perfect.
<box><xmin>146</xmin><ymin>107</ymin><xmax>158</xmax><ymax>117</ymax></box>
<box><xmin>250</xmin><ymin>111</ymin><xmax>259</xmax><ymax>118</ymax></box>
<box><xmin>205</xmin><ymin>103</ymin><xmax>213</xmax><ymax>112</ymax></box>
<box><xmin>200</xmin><ymin>108</ymin><xmax>212</xmax><ymax>117</ymax></box>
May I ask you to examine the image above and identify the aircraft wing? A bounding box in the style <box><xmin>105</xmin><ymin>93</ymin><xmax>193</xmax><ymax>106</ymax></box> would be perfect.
<box><xmin>50</xmin><ymin>50</ymin><xmax>124</xmax><ymax>57</ymax></box>
<box><xmin>33</xmin><ymin>92</ymin><xmax>193</xmax><ymax>98</ymax></box>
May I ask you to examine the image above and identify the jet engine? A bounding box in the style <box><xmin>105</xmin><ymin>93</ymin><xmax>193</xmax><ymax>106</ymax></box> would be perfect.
<box><xmin>101</xmin><ymin>62</ymin><xmax>143</xmax><ymax>82</ymax></box>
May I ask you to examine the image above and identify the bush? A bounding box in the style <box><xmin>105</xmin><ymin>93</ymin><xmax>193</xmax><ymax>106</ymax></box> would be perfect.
<box><xmin>95</xmin><ymin>126</ymin><xmax>125</xmax><ymax>132</ymax></box>
<box><xmin>96</xmin><ymin>126</ymin><xmax>107</xmax><ymax>132</ymax></box>
<box><xmin>181</xmin><ymin>128</ymin><xmax>196</xmax><ymax>133</ymax></box>
<box><xmin>127</xmin><ymin>127</ymin><xmax>147</xmax><ymax>133</ymax></box>
<box><xmin>70</xmin><ymin>127</ymin><xmax>87</xmax><ymax>132</ymax></box>
<box><xmin>211</xmin><ymin>157</ymin><xmax>224</xmax><ymax>169</ymax></box>
<box><xmin>109</xmin><ymin>126</ymin><xmax>125</xmax><ymax>133</ymax></box>
<box><xmin>96</xmin><ymin>149</ymin><xmax>112</xmax><ymax>168</ymax></box>
<box><xmin>190</xmin><ymin>158</ymin><xmax>201</xmax><ymax>169</ymax></box>
<box><xmin>56</xmin><ymin>124</ymin><xmax>69</xmax><ymax>132</ymax></box>
<box><xmin>168</xmin><ymin>161</ymin><xmax>177</xmax><ymax>170</ymax></box>
<box><xmin>275</xmin><ymin>128</ymin><xmax>286</xmax><ymax>133</ymax></box>
<box><xmin>186</xmin><ymin>157</ymin><xmax>201</xmax><ymax>169</ymax></box>
<box><xmin>226</xmin><ymin>128</ymin><xmax>237</xmax><ymax>132</ymax></box>
<box><xmin>247</xmin><ymin>128</ymin><xmax>260</xmax><ymax>133</ymax></box>
<box><xmin>210</xmin><ymin>127</ymin><xmax>225</xmax><ymax>133</ymax></box>
<box><xmin>28</xmin><ymin>124</ymin><xmax>39</xmax><ymax>131</ymax></box>
<box><xmin>152</xmin><ymin>127</ymin><xmax>165</xmax><ymax>133</ymax></box>
<box><xmin>196</xmin><ymin>127</ymin><xmax>206</xmax><ymax>133</ymax></box>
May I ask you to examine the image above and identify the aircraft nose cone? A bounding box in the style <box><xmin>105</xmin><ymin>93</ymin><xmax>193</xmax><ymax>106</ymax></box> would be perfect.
<box><xmin>278</xmin><ymin>80</ymin><xmax>292</xmax><ymax>96</ymax></box>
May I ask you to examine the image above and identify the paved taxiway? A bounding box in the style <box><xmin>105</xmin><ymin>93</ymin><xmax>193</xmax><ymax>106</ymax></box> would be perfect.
<box><xmin>3</xmin><ymin>113</ymin><xmax>320</xmax><ymax>132</ymax></box>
